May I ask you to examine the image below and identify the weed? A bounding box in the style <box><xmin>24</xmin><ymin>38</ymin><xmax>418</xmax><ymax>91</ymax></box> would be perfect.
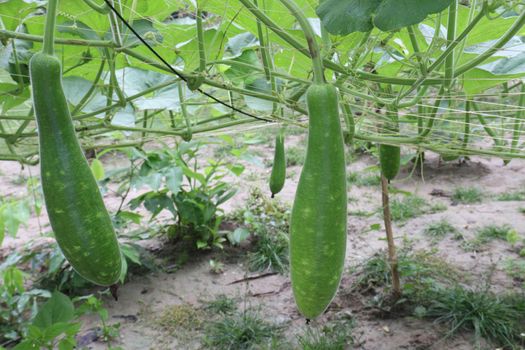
<box><xmin>352</xmin><ymin>249</ymin><xmax>461</xmax><ymax>297</ymax></box>
<box><xmin>203</xmin><ymin>295</ymin><xmax>237</xmax><ymax>315</ymax></box>
<box><xmin>229</xmin><ymin>188</ymin><xmax>290</xmax><ymax>274</ymax></box>
<box><xmin>429</xmin><ymin>201</ymin><xmax>448</xmax><ymax>213</ymax></box>
<box><xmin>452</xmin><ymin>187</ymin><xmax>483</xmax><ymax>204</ymax></box>
<box><xmin>496</xmin><ymin>191</ymin><xmax>525</xmax><ymax>201</ymax></box>
<box><xmin>424</xmin><ymin>220</ymin><xmax>457</xmax><ymax>241</ymax></box>
<box><xmin>389</xmin><ymin>196</ymin><xmax>427</xmax><ymax>222</ymax></box>
<box><xmin>286</xmin><ymin>146</ymin><xmax>305</xmax><ymax>167</ymax></box>
<box><xmin>156</xmin><ymin>304</ymin><xmax>205</xmax><ymax>334</ymax></box>
<box><xmin>247</xmin><ymin>229</ymin><xmax>289</xmax><ymax>274</ymax></box>
<box><xmin>349</xmin><ymin>210</ymin><xmax>375</xmax><ymax>218</ymax></box>
<box><xmin>504</xmin><ymin>258</ymin><xmax>525</xmax><ymax>283</ymax></box>
<box><xmin>477</xmin><ymin>224</ymin><xmax>514</xmax><ymax>243</ymax></box>
<box><xmin>347</xmin><ymin>171</ymin><xmax>381</xmax><ymax>187</ymax></box>
<box><xmin>203</xmin><ymin>310</ymin><xmax>281</xmax><ymax>350</ymax></box>
<box><xmin>424</xmin><ymin>287</ymin><xmax>525</xmax><ymax>348</ymax></box>
<box><xmin>297</xmin><ymin>320</ymin><xmax>355</xmax><ymax>350</ymax></box>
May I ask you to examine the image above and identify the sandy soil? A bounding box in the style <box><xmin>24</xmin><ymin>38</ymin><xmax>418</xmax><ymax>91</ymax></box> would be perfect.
<box><xmin>1</xmin><ymin>133</ymin><xmax>524</xmax><ymax>349</ymax></box>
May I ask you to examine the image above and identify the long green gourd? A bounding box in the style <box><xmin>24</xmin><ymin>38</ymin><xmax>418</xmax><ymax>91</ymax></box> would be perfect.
<box><xmin>379</xmin><ymin>105</ymin><xmax>400</xmax><ymax>181</ymax></box>
<box><xmin>281</xmin><ymin>0</ymin><xmax>347</xmax><ymax>320</ymax></box>
<box><xmin>269</xmin><ymin>129</ymin><xmax>286</xmax><ymax>198</ymax></box>
<box><xmin>290</xmin><ymin>84</ymin><xmax>347</xmax><ymax>319</ymax></box>
<box><xmin>30</xmin><ymin>0</ymin><xmax>122</xmax><ymax>286</ymax></box>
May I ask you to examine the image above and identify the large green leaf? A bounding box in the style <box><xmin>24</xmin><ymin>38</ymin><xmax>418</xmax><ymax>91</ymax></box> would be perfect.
<box><xmin>317</xmin><ymin>0</ymin><xmax>453</xmax><ymax>35</ymax></box>
<box><xmin>32</xmin><ymin>291</ymin><xmax>75</xmax><ymax>329</ymax></box>
<box><xmin>0</xmin><ymin>0</ymin><xmax>40</xmax><ymax>31</ymax></box>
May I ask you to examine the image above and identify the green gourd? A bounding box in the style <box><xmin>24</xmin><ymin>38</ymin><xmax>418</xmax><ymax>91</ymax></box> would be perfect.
<box><xmin>30</xmin><ymin>52</ymin><xmax>122</xmax><ymax>286</ymax></box>
<box><xmin>269</xmin><ymin>129</ymin><xmax>286</xmax><ymax>198</ymax></box>
<box><xmin>290</xmin><ymin>83</ymin><xmax>347</xmax><ymax>319</ymax></box>
<box><xmin>379</xmin><ymin>144</ymin><xmax>401</xmax><ymax>181</ymax></box>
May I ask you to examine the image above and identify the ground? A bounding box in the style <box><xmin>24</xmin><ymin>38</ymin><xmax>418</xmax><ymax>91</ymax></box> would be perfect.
<box><xmin>1</xmin><ymin>130</ymin><xmax>524</xmax><ymax>349</ymax></box>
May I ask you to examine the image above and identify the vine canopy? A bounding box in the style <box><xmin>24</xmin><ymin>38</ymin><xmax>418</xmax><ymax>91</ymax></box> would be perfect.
<box><xmin>0</xmin><ymin>0</ymin><xmax>524</xmax><ymax>164</ymax></box>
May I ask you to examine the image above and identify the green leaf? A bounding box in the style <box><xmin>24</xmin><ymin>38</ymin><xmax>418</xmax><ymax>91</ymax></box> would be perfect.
<box><xmin>374</xmin><ymin>0</ymin><xmax>454</xmax><ymax>32</ymax></box>
<box><xmin>0</xmin><ymin>0</ymin><xmax>39</xmax><ymax>31</ymax></box>
<box><xmin>0</xmin><ymin>69</ymin><xmax>18</xmax><ymax>93</ymax></box>
<box><xmin>165</xmin><ymin>167</ymin><xmax>183</xmax><ymax>195</ymax></box>
<box><xmin>116</xmin><ymin>211</ymin><xmax>142</xmax><ymax>224</ymax></box>
<box><xmin>317</xmin><ymin>0</ymin><xmax>453</xmax><ymax>35</ymax></box>
<box><xmin>32</xmin><ymin>291</ymin><xmax>75</xmax><ymax>329</ymax></box>
<box><xmin>90</xmin><ymin>159</ymin><xmax>105</xmax><ymax>181</ymax></box>
<box><xmin>317</xmin><ymin>0</ymin><xmax>381</xmax><ymax>35</ymax></box>
<box><xmin>229</xmin><ymin>227</ymin><xmax>250</xmax><ymax>245</ymax></box>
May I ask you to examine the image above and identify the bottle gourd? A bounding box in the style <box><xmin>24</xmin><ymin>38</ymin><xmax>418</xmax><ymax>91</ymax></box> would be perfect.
<box><xmin>30</xmin><ymin>49</ymin><xmax>122</xmax><ymax>286</ymax></box>
<box><xmin>290</xmin><ymin>83</ymin><xmax>347</xmax><ymax>319</ymax></box>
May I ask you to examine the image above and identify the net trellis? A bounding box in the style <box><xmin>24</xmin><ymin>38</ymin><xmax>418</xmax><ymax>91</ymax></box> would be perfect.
<box><xmin>0</xmin><ymin>0</ymin><xmax>525</xmax><ymax>164</ymax></box>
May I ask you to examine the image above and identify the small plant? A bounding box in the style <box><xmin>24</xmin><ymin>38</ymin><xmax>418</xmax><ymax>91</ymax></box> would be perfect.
<box><xmin>203</xmin><ymin>295</ymin><xmax>237</xmax><ymax>315</ymax></box>
<box><xmin>297</xmin><ymin>320</ymin><xmax>355</xmax><ymax>350</ymax></box>
<box><xmin>127</xmin><ymin>142</ymin><xmax>241</xmax><ymax>250</ymax></box>
<box><xmin>477</xmin><ymin>224</ymin><xmax>514</xmax><ymax>243</ymax></box>
<box><xmin>0</xmin><ymin>264</ymin><xmax>51</xmax><ymax>345</ymax></box>
<box><xmin>208</xmin><ymin>259</ymin><xmax>225</xmax><ymax>274</ymax></box>
<box><xmin>423</xmin><ymin>219</ymin><xmax>457</xmax><ymax>241</ymax></box>
<box><xmin>425</xmin><ymin>287</ymin><xmax>525</xmax><ymax>348</ymax></box>
<box><xmin>203</xmin><ymin>310</ymin><xmax>281</xmax><ymax>350</ymax></box>
<box><xmin>452</xmin><ymin>187</ymin><xmax>483</xmax><ymax>204</ymax></box>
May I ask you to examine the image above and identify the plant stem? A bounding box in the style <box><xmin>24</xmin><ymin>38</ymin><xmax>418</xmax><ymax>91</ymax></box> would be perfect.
<box><xmin>511</xmin><ymin>84</ymin><xmax>525</xmax><ymax>153</ymax></box>
<box><xmin>277</xmin><ymin>0</ymin><xmax>324</xmax><ymax>84</ymax></box>
<box><xmin>43</xmin><ymin>0</ymin><xmax>59</xmax><ymax>55</ymax></box>
<box><xmin>444</xmin><ymin>1</ymin><xmax>457</xmax><ymax>88</ymax></box>
<box><xmin>0</xmin><ymin>29</ymin><xmax>115</xmax><ymax>48</ymax></box>
<box><xmin>83</xmin><ymin>0</ymin><xmax>110</xmax><ymax>13</ymax></box>
<box><xmin>196</xmin><ymin>0</ymin><xmax>207</xmax><ymax>73</ymax></box>
<box><xmin>381</xmin><ymin>175</ymin><xmax>401</xmax><ymax>298</ymax></box>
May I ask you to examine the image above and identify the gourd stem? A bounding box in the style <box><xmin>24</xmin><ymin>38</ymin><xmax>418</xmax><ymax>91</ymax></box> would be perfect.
<box><xmin>407</xmin><ymin>26</ymin><xmax>426</xmax><ymax>75</ymax></box>
<box><xmin>444</xmin><ymin>0</ymin><xmax>457</xmax><ymax>88</ymax></box>
<box><xmin>512</xmin><ymin>84</ymin><xmax>525</xmax><ymax>153</ymax></box>
<box><xmin>196</xmin><ymin>1</ymin><xmax>207</xmax><ymax>73</ymax></box>
<box><xmin>43</xmin><ymin>0</ymin><xmax>59</xmax><ymax>55</ymax></box>
<box><xmin>381</xmin><ymin>175</ymin><xmax>401</xmax><ymax>298</ymax></box>
<box><xmin>277</xmin><ymin>0</ymin><xmax>324</xmax><ymax>84</ymax></box>
<box><xmin>83</xmin><ymin>0</ymin><xmax>110</xmax><ymax>14</ymax></box>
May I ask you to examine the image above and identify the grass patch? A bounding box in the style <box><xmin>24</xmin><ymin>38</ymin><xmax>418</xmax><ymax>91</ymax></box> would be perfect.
<box><xmin>247</xmin><ymin>229</ymin><xmax>289</xmax><ymax>273</ymax></box>
<box><xmin>286</xmin><ymin>146</ymin><xmax>305</xmax><ymax>167</ymax></box>
<box><xmin>423</xmin><ymin>219</ymin><xmax>457</xmax><ymax>241</ymax></box>
<box><xmin>203</xmin><ymin>295</ymin><xmax>237</xmax><ymax>315</ymax></box>
<box><xmin>389</xmin><ymin>196</ymin><xmax>427</xmax><ymax>222</ymax></box>
<box><xmin>504</xmin><ymin>258</ymin><xmax>525</xmax><ymax>284</ymax></box>
<box><xmin>452</xmin><ymin>187</ymin><xmax>483</xmax><ymax>204</ymax></box>
<box><xmin>460</xmin><ymin>224</ymin><xmax>516</xmax><ymax>252</ymax></box>
<box><xmin>347</xmin><ymin>170</ymin><xmax>381</xmax><ymax>187</ymax></box>
<box><xmin>230</xmin><ymin>188</ymin><xmax>290</xmax><ymax>274</ymax></box>
<box><xmin>352</xmin><ymin>249</ymin><xmax>461</xmax><ymax>296</ymax></box>
<box><xmin>477</xmin><ymin>224</ymin><xmax>514</xmax><ymax>242</ymax></box>
<box><xmin>156</xmin><ymin>304</ymin><xmax>205</xmax><ymax>333</ymax></box>
<box><xmin>496</xmin><ymin>191</ymin><xmax>525</xmax><ymax>201</ymax></box>
<box><xmin>424</xmin><ymin>287</ymin><xmax>525</xmax><ymax>349</ymax></box>
<box><xmin>297</xmin><ymin>320</ymin><xmax>355</xmax><ymax>350</ymax></box>
<box><xmin>203</xmin><ymin>310</ymin><xmax>282</xmax><ymax>350</ymax></box>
